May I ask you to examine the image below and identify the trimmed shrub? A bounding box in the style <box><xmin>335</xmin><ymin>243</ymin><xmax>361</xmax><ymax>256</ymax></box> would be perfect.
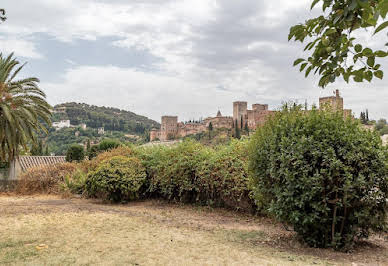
<box><xmin>66</xmin><ymin>144</ymin><xmax>85</xmax><ymax>162</ymax></box>
<box><xmin>16</xmin><ymin>163</ymin><xmax>78</xmax><ymax>194</ymax></box>
<box><xmin>85</xmin><ymin>156</ymin><xmax>146</xmax><ymax>202</ymax></box>
<box><xmin>249</xmin><ymin>106</ymin><xmax>388</xmax><ymax>250</ymax></box>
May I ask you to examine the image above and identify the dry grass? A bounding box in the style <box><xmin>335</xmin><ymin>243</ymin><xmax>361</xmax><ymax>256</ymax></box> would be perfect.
<box><xmin>0</xmin><ymin>195</ymin><xmax>387</xmax><ymax>265</ymax></box>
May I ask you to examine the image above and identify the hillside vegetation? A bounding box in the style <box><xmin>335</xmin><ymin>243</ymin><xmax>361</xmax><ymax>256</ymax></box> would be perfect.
<box><xmin>53</xmin><ymin>102</ymin><xmax>159</xmax><ymax>133</ymax></box>
<box><xmin>39</xmin><ymin>103</ymin><xmax>159</xmax><ymax>155</ymax></box>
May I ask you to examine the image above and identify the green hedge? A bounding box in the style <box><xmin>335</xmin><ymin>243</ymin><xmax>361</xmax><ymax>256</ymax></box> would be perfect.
<box><xmin>137</xmin><ymin>140</ymin><xmax>253</xmax><ymax>210</ymax></box>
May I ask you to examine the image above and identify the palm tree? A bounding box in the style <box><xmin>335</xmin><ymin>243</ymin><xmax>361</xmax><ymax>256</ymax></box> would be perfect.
<box><xmin>0</xmin><ymin>53</ymin><xmax>52</xmax><ymax>162</ymax></box>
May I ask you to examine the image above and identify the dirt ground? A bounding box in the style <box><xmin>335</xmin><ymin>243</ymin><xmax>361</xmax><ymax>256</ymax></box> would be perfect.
<box><xmin>0</xmin><ymin>194</ymin><xmax>387</xmax><ymax>265</ymax></box>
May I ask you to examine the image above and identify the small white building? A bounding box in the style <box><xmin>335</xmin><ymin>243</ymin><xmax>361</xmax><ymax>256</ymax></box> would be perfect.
<box><xmin>80</xmin><ymin>123</ymin><xmax>87</xmax><ymax>130</ymax></box>
<box><xmin>52</xmin><ymin>120</ymin><xmax>71</xmax><ymax>130</ymax></box>
<box><xmin>98</xmin><ymin>127</ymin><xmax>105</xmax><ymax>135</ymax></box>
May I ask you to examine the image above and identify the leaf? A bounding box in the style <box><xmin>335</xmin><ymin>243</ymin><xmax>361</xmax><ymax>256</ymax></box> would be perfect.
<box><xmin>311</xmin><ymin>0</ymin><xmax>320</xmax><ymax>10</ymax></box>
<box><xmin>374</xmin><ymin>21</ymin><xmax>388</xmax><ymax>35</ymax></box>
<box><xmin>293</xmin><ymin>58</ymin><xmax>305</xmax><ymax>66</ymax></box>
<box><xmin>367</xmin><ymin>56</ymin><xmax>375</xmax><ymax>67</ymax></box>
<box><xmin>354</xmin><ymin>44</ymin><xmax>362</xmax><ymax>53</ymax></box>
<box><xmin>375</xmin><ymin>50</ymin><xmax>387</xmax><ymax>57</ymax></box>
<box><xmin>362</xmin><ymin>48</ymin><xmax>373</xmax><ymax>57</ymax></box>
<box><xmin>374</xmin><ymin>70</ymin><xmax>384</xmax><ymax>79</ymax></box>
<box><xmin>305</xmin><ymin>66</ymin><xmax>313</xmax><ymax>77</ymax></box>
<box><xmin>300</xmin><ymin>63</ymin><xmax>308</xmax><ymax>72</ymax></box>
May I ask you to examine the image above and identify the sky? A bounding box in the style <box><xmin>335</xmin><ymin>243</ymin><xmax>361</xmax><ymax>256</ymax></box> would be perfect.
<box><xmin>0</xmin><ymin>0</ymin><xmax>387</xmax><ymax>122</ymax></box>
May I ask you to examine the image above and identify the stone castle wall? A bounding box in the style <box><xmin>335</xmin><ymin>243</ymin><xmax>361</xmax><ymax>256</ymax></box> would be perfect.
<box><xmin>151</xmin><ymin>90</ymin><xmax>351</xmax><ymax>142</ymax></box>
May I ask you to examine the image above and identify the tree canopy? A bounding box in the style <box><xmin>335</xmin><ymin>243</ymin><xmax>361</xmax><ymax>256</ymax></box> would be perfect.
<box><xmin>289</xmin><ymin>0</ymin><xmax>388</xmax><ymax>87</ymax></box>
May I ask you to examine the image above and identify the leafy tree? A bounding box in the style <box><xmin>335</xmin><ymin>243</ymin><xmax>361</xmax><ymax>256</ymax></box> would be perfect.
<box><xmin>66</xmin><ymin>144</ymin><xmax>85</xmax><ymax>162</ymax></box>
<box><xmin>0</xmin><ymin>53</ymin><xmax>52</xmax><ymax>162</ymax></box>
<box><xmin>0</xmin><ymin>9</ymin><xmax>5</xmax><ymax>22</ymax></box>
<box><xmin>289</xmin><ymin>0</ymin><xmax>388</xmax><ymax>87</ymax></box>
<box><xmin>45</xmin><ymin>145</ymin><xmax>49</xmax><ymax>156</ymax></box>
<box><xmin>249</xmin><ymin>105</ymin><xmax>388</xmax><ymax>250</ymax></box>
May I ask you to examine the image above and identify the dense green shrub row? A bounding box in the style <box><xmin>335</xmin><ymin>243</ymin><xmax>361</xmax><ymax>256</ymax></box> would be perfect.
<box><xmin>138</xmin><ymin>140</ymin><xmax>252</xmax><ymax>210</ymax></box>
<box><xmin>249</xmin><ymin>106</ymin><xmax>388</xmax><ymax>250</ymax></box>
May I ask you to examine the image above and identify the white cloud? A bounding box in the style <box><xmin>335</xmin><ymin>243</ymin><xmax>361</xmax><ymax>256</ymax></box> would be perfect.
<box><xmin>0</xmin><ymin>37</ymin><xmax>43</xmax><ymax>59</ymax></box>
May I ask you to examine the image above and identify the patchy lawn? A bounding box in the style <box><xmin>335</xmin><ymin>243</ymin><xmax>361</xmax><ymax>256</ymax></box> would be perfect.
<box><xmin>0</xmin><ymin>195</ymin><xmax>387</xmax><ymax>265</ymax></box>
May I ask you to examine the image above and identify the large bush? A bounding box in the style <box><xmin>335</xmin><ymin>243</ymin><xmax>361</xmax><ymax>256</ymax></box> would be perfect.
<box><xmin>85</xmin><ymin>156</ymin><xmax>146</xmax><ymax>202</ymax></box>
<box><xmin>249</xmin><ymin>106</ymin><xmax>388</xmax><ymax>250</ymax></box>
<box><xmin>66</xmin><ymin>144</ymin><xmax>85</xmax><ymax>162</ymax></box>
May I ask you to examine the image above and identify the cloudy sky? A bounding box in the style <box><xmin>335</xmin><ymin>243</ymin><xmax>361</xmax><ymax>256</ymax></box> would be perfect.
<box><xmin>1</xmin><ymin>0</ymin><xmax>387</xmax><ymax>122</ymax></box>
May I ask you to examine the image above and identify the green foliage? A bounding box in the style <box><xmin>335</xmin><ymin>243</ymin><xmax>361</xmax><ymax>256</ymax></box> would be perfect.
<box><xmin>61</xmin><ymin>169</ymin><xmax>87</xmax><ymax>195</ymax></box>
<box><xmin>375</xmin><ymin>118</ymin><xmax>388</xmax><ymax>135</ymax></box>
<box><xmin>30</xmin><ymin>140</ymin><xmax>44</xmax><ymax>156</ymax></box>
<box><xmin>0</xmin><ymin>53</ymin><xmax>51</xmax><ymax>162</ymax></box>
<box><xmin>249</xmin><ymin>105</ymin><xmax>388</xmax><ymax>250</ymax></box>
<box><xmin>196</xmin><ymin>139</ymin><xmax>253</xmax><ymax>210</ymax></box>
<box><xmin>85</xmin><ymin>156</ymin><xmax>146</xmax><ymax>202</ymax></box>
<box><xmin>234</xmin><ymin>120</ymin><xmax>241</xmax><ymax>139</ymax></box>
<box><xmin>98</xmin><ymin>139</ymin><xmax>121</xmax><ymax>152</ymax></box>
<box><xmin>88</xmin><ymin>139</ymin><xmax>121</xmax><ymax>159</ymax></box>
<box><xmin>138</xmin><ymin>140</ymin><xmax>253</xmax><ymax>210</ymax></box>
<box><xmin>66</xmin><ymin>144</ymin><xmax>85</xmax><ymax>162</ymax></box>
<box><xmin>289</xmin><ymin>0</ymin><xmax>388</xmax><ymax>87</ymax></box>
<box><xmin>88</xmin><ymin>145</ymin><xmax>100</xmax><ymax>160</ymax></box>
<box><xmin>53</xmin><ymin>102</ymin><xmax>159</xmax><ymax>134</ymax></box>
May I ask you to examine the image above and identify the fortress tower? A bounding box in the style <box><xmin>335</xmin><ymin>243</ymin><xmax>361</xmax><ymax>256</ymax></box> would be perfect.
<box><xmin>233</xmin><ymin>101</ymin><xmax>248</xmax><ymax>129</ymax></box>
<box><xmin>319</xmin><ymin>89</ymin><xmax>344</xmax><ymax>111</ymax></box>
<box><xmin>160</xmin><ymin>116</ymin><xmax>178</xmax><ymax>141</ymax></box>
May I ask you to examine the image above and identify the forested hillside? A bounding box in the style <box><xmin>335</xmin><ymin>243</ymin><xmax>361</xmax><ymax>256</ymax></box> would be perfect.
<box><xmin>37</xmin><ymin>103</ymin><xmax>159</xmax><ymax>155</ymax></box>
<box><xmin>53</xmin><ymin>102</ymin><xmax>159</xmax><ymax>134</ymax></box>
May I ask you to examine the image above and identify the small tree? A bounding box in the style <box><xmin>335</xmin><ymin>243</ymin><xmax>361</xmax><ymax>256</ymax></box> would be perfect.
<box><xmin>249</xmin><ymin>105</ymin><xmax>388</xmax><ymax>250</ymax></box>
<box><xmin>66</xmin><ymin>144</ymin><xmax>85</xmax><ymax>162</ymax></box>
<box><xmin>244</xmin><ymin>121</ymin><xmax>249</xmax><ymax>136</ymax></box>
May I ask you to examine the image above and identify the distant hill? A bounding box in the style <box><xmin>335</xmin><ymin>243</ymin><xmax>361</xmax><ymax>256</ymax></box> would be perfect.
<box><xmin>53</xmin><ymin>102</ymin><xmax>160</xmax><ymax>134</ymax></box>
<box><xmin>36</xmin><ymin>102</ymin><xmax>160</xmax><ymax>155</ymax></box>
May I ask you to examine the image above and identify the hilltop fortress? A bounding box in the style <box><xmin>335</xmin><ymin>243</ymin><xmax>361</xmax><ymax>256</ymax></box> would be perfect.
<box><xmin>150</xmin><ymin>90</ymin><xmax>352</xmax><ymax>142</ymax></box>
